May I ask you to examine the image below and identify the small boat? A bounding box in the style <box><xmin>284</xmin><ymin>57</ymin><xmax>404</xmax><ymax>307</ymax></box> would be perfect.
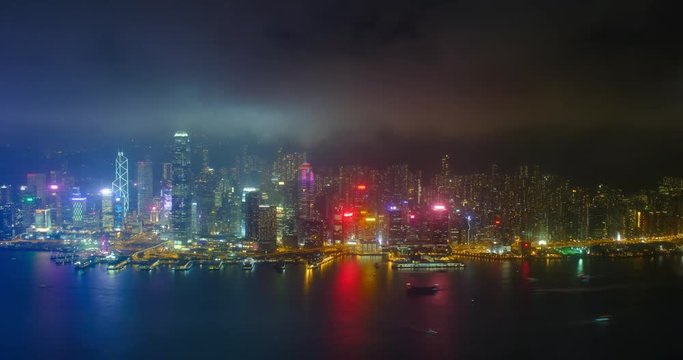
<box><xmin>273</xmin><ymin>262</ymin><xmax>285</xmax><ymax>272</ymax></box>
<box><xmin>74</xmin><ymin>259</ymin><xmax>93</xmax><ymax>270</ymax></box>
<box><xmin>405</xmin><ymin>282</ymin><xmax>439</xmax><ymax>295</ymax></box>
<box><xmin>426</xmin><ymin>329</ymin><xmax>438</xmax><ymax>336</ymax></box>
<box><xmin>208</xmin><ymin>261</ymin><xmax>224</xmax><ymax>271</ymax></box>
<box><xmin>594</xmin><ymin>315</ymin><xmax>612</xmax><ymax>324</ymax></box>
<box><xmin>242</xmin><ymin>260</ymin><xmax>254</xmax><ymax>271</ymax></box>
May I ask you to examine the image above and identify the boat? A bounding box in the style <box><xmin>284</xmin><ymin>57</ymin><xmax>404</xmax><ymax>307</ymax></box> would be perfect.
<box><xmin>426</xmin><ymin>329</ymin><xmax>438</xmax><ymax>336</ymax></box>
<box><xmin>74</xmin><ymin>259</ymin><xmax>93</xmax><ymax>270</ymax></box>
<box><xmin>392</xmin><ymin>260</ymin><xmax>465</xmax><ymax>270</ymax></box>
<box><xmin>173</xmin><ymin>260</ymin><xmax>193</xmax><ymax>271</ymax></box>
<box><xmin>208</xmin><ymin>261</ymin><xmax>224</xmax><ymax>271</ymax></box>
<box><xmin>242</xmin><ymin>258</ymin><xmax>254</xmax><ymax>271</ymax></box>
<box><xmin>405</xmin><ymin>282</ymin><xmax>439</xmax><ymax>295</ymax></box>
<box><xmin>273</xmin><ymin>262</ymin><xmax>285</xmax><ymax>272</ymax></box>
<box><xmin>306</xmin><ymin>255</ymin><xmax>334</xmax><ymax>269</ymax></box>
<box><xmin>107</xmin><ymin>257</ymin><xmax>130</xmax><ymax>271</ymax></box>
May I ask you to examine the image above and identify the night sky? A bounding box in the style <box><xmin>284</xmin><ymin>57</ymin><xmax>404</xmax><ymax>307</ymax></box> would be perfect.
<box><xmin>1</xmin><ymin>0</ymin><xmax>682</xmax><ymax>188</ymax></box>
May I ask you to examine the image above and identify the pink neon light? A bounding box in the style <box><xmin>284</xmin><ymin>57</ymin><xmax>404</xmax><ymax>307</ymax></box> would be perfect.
<box><xmin>433</xmin><ymin>205</ymin><xmax>446</xmax><ymax>211</ymax></box>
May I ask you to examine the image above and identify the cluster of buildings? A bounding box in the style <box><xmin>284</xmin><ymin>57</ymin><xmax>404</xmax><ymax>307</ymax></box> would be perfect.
<box><xmin>1</xmin><ymin>132</ymin><xmax>682</xmax><ymax>252</ymax></box>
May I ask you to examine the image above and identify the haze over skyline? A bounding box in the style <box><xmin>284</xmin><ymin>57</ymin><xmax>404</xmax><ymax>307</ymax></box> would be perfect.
<box><xmin>1</xmin><ymin>0</ymin><xmax>682</xmax><ymax>187</ymax></box>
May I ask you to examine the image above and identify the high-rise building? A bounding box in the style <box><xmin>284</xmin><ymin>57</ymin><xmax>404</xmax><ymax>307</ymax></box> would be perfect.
<box><xmin>112</xmin><ymin>151</ymin><xmax>130</xmax><ymax>218</ymax></box>
<box><xmin>34</xmin><ymin>208</ymin><xmax>51</xmax><ymax>230</ymax></box>
<box><xmin>26</xmin><ymin>173</ymin><xmax>47</xmax><ymax>205</ymax></box>
<box><xmin>71</xmin><ymin>195</ymin><xmax>87</xmax><ymax>228</ymax></box>
<box><xmin>100</xmin><ymin>188</ymin><xmax>114</xmax><ymax>232</ymax></box>
<box><xmin>172</xmin><ymin>132</ymin><xmax>192</xmax><ymax>242</ymax></box>
<box><xmin>257</xmin><ymin>205</ymin><xmax>277</xmax><ymax>252</ymax></box>
<box><xmin>298</xmin><ymin>163</ymin><xmax>315</xmax><ymax>220</ymax></box>
<box><xmin>245</xmin><ymin>191</ymin><xmax>260</xmax><ymax>241</ymax></box>
<box><xmin>0</xmin><ymin>185</ymin><xmax>14</xmax><ymax>240</ymax></box>
<box><xmin>136</xmin><ymin>160</ymin><xmax>154</xmax><ymax>221</ymax></box>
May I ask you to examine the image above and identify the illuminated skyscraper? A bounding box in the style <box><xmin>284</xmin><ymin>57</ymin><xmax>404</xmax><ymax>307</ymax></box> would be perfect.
<box><xmin>0</xmin><ymin>185</ymin><xmax>13</xmax><ymax>239</ymax></box>
<box><xmin>136</xmin><ymin>160</ymin><xmax>154</xmax><ymax>221</ymax></box>
<box><xmin>112</xmin><ymin>151</ymin><xmax>129</xmax><ymax>218</ymax></box>
<box><xmin>26</xmin><ymin>173</ymin><xmax>46</xmax><ymax>205</ymax></box>
<box><xmin>257</xmin><ymin>205</ymin><xmax>277</xmax><ymax>252</ymax></box>
<box><xmin>100</xmin><ymin>188</ymin><xmax>114</xmax><ymax>231</ymax></box>
<box><xmin>71</xmin><ymin>196</ymin><xmax>86</xmax><ymax>228</ymax></box>
<box><xmin>298</xmin><ymin>162</ymin><xmax>315</xmax><ymax>220</ymax></box>
<box><xmin>245</xmin><ymin>191</ymin><xmax>260</xmax><ymax>241</ymax></box>
<box><xmin>172</xmin><ymin>132</ymin><xmax>192</xmax><ymax>242</ymax></box>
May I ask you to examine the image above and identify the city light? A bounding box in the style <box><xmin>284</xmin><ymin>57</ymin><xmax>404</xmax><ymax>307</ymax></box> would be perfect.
<box><xmin>356</xmin><ymin>185</ymin><xmax>366</xmax><ymax>190</ymax></box>
<box><xmin>100</xmin><ymin>188</ymin><xmax>112</xmax><ymax>196</ymax></box>
<box><xmin>432</xmin><ymin>205</ymin><xmax>446</xmax><ymax>211</ymax></box>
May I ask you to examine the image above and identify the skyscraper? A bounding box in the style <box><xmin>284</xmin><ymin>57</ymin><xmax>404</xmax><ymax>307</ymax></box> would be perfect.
<box><xmin>257</xmin><ymin>205</ymin><xmax>277</xmax><ymax>252</ymax></box>
<box><xmin>245</xmin><ymin>191</ymin><xmax>260</xmax><ymax>241</ymax></box>
<box><xmin>136</xmin><ymin>160</ymin><xmax>154</xmax><ymax>222</ymax></box>
<box><xmin>298</xmin><ymin>162</ymin><xmax>315</xmax><ymax>220</ymax></box>
<box><xmin>100</xmin><ymin>188</ymin><xmax>114</xmax><ymax>232</ymax></box>
<box><xmin>172</xmin><ymin>132</ymin><xmax>192</xmax><ymax>242</ymax></box>
<box><xmin>112</xmin><ymin>151</ymin><xmax>129</xmax><ymax>218</ymax></box>
<box><xmin>26</xmin><ymin>173</ymin><xmax>46</xmax><ymax>205</ymax></box>
<box><xmin>0</xmin><ymin>185</ymin><xmax>14</xmax><ymax>240</ymax></box>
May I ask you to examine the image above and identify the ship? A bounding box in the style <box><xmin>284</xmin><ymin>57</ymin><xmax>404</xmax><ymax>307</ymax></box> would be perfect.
<box><xmin>242</xmin><ymin>258</ymin><xmax>254</xmax><ymax>271</ymax></box>
<box><xmin>273</xmin><ymin>262</ymin><xmax>286</xmax><ymax>272</ymax></box>
<box><xmin>306</xmin><ymin>255</ymin><xmax>334</xmax><ymax>270</ymax></box>
<box><xmin>405</xmin><ymin>282</ymin><xmax>439</xmax><ymax>295</ymax></box>
<box><xmin>107</xmin><ymin>257</ymin><xmax>130</xmax><ymax>271</ymax></box>
<box><xmin>208</xmin><ymin>261</ymin><xmax>224</xmax><ymax>271</ymax></box>
<box><xmin>173</xmin><ymin>260</ymin><xmax>193</xmax><ymax>271</ymax></box>
<box><xmin>392</xmin><ymin>260</ymin><xmax>465</xmax><ymax>270</ymax></box>
<box><xmin>74</xmin><ymin>259</ymin><xmax>93</xmax><ymax>270</ymax></box>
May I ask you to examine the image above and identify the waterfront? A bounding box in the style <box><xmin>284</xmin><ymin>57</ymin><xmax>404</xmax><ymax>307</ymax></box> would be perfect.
<box><xmin>1</xmin><ymin>250</ymin><xmax>682</xmax><ymax>359</ymax></box>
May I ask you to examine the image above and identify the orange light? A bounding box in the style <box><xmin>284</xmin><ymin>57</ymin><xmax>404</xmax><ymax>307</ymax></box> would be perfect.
<box><xmin>357</xmin><ymin>185</ymin><xmax>366</xmax><ymax>190</ymax></box>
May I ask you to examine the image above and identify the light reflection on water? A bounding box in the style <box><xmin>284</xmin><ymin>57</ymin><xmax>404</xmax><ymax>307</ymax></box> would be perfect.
<box><xmin>1</xmin><ymin>251</ymin><xmax>682</xmax><ymax>359</ymax></box>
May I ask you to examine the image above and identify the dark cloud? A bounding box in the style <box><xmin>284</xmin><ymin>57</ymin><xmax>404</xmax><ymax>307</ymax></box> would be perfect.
<box><xmin>0</xmin><ymin>0</ymin><xmax>681</xmax><ymax>166</ymax></box>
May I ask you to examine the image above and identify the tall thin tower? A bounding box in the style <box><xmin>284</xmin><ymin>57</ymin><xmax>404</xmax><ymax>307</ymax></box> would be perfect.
<box><xmin>112</xmin><ymin>151</ymin><xmax>129</xmax><ymax>217</ymax></box>
<box><xmin>172</xmin><ymin>132</ymin><xmax>191</xmax><ymax>242</ymax></box>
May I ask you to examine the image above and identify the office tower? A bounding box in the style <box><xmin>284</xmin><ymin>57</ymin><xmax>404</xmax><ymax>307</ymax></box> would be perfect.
<box><xmin>136</xmin><ymin>160</ymin><xmax>154</xmax><ymax>221</ymax></box>
<box><xmin>298</xmin><ymin>162</ymin><xmax>315</xmax><ymax>220</ymax></box>
<box><xmin>101</xmin><ymin>188</ymin><xmax>114</xmax><ymax>232</ymax></box>
<box><xmin>112</xmin><ymin>151</ymin><xmax>130</xmax><ymax>218</ymax></box>
<box><xmin>0</xmin><ymin>185</ymin><xmax>13</xmax><ymax>240</ymax></box>
<box><xmin>387</xmin><ymin>205</ymin><xmax>406</xmax><ymax>245</ymax></box>
<box><xmin>26</xmin><ymin>173</ymin><xmax>47</xmax><ymax>205</ymax></box>
<box><xmin>71</xmin><ymin>195</ymin><xmax>87</xmax><ymax>228</ymax></box>
<box><xmin>195</xmin><ymin>163</ymin><xmax>218</xmax><ymax>237</ymax></box>
<box><xmin>34</xmin><ymin>208</ymin><xmax>51</xmax><ymax>230</ymax></box>
<box><xmin>245</xmin><ymin>191</ymin><xmax>260</xmax><ymax>241</ymax></box>
<box><xmin>257</xmin><ymin>205</ymin><xmax>277</xmax><ymax>252</ymax></box>
<box><xmin>172</xmin><ymin>132</ymin><xmax>192</xmax><ymax>242</ymax></box>
<box><xmin>160</xmin><ymin>162</ymin><xmax>173</xmax><ymax>225</ymax></box>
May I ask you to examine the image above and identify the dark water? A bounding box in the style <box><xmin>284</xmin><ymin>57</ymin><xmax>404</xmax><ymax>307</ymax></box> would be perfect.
<box><xmin>1</xmin><ymin>251</ymin><xmax>682</xmax><ymax>359</ymax></box>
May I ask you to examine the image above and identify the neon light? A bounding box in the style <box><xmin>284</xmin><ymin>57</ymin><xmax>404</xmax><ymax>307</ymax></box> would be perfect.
<box><xmin>433</xmin><ymin>205</ymin><xmax>446</xmax><ymax>211</ymax></box>
<box><xmin>100</xmin><ymin>188</ymin><xmax>112</xmax><ymax>196</ymax></box>
<box><xmin>343</xmin><ymin>212</ymin><xmax>354</xmax><ymax>218</ymax></box>
<box><xmin>49</xmin><ymin>184</ymin><xmax>59</xmax><ymax>190</ymax></box>
<box><xmin>365</xmin><ymin>217</ymin><xmax>376</xmax><ymax>222</ymax></box>
<box><xmin>409</xmin><ymin>214</ymin><xmax>416</xmax><ymax>219</ymax></box>
<box><xmin>388</xmin><ymin>206</ymin><xmax>398</xmax><ymax>211</ymax></box>
<box><xmin>356</xmin><ymin>185</ymin><xmax>366</xmax><ymax>190</ymax></box>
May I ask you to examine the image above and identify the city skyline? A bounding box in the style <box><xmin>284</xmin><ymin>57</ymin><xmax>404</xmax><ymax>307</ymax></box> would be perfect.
<box><xmin>1</xmin><ymin>1</ymin><xmax>682</xmax><ymax>188</ymax></box>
